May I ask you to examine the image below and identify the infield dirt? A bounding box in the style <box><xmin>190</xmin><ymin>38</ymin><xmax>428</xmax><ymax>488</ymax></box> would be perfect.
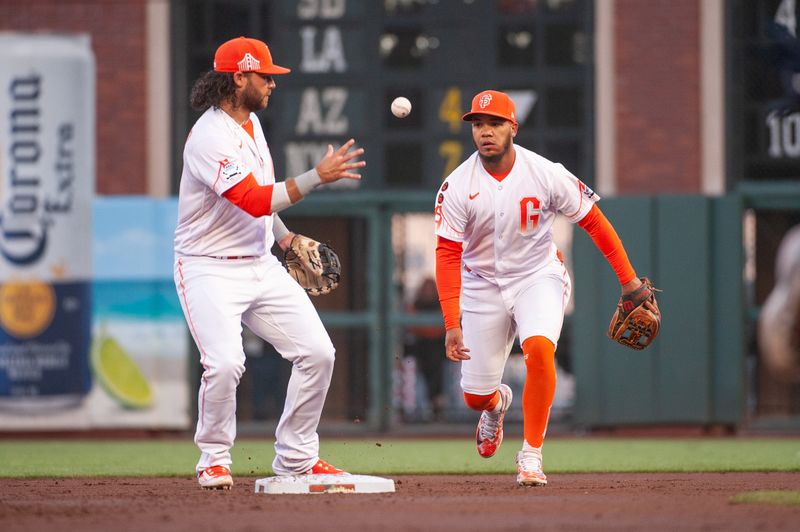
<box><xmin>2</xmin><ymin>472</ymin><xmax>799</xmax><ymax>531</ymax></box>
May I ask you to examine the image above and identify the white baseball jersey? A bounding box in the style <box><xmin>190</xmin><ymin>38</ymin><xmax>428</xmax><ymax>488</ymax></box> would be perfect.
<box><xmin>174</xmin><ymin>107</ymin><xmax>275</xmax><ymax>258</ymax></box>
<box><xmin>435</xmin><ymin>144</ymin><xmax>599</xmax><ymax>394</ymax></box>
<box><xmin>434</xmin><ymin>144</ymin><xmax>599</xmax><ymax>284</ymax></box>
<box><xmin>173</xmin><ymin>106</ymin><xmax>334</xmax><ymax>476</ymax></box>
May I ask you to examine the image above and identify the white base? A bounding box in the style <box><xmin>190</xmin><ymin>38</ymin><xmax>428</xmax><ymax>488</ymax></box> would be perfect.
<box><xmin>255</xmin><ymin>474</ymin><xmax>395</xmax><ymax>494</ymax></box>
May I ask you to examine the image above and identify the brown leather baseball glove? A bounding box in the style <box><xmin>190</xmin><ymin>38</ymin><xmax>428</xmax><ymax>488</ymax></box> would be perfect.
<box><xmin>284</xmin><ymin>234</ymin><xmax>341</xmax><ymax>296</ymax></box>
<box><xmin>608</xmin><ymin>277</ymin><xmax>661</xmax><ymax>350</ymax></box>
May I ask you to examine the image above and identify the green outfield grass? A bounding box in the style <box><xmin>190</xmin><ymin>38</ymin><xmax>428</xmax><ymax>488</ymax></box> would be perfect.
<box><xmin>2</xmin><ymin>437</ymin><xmax>799</xmax><ymax>478</ymax></box>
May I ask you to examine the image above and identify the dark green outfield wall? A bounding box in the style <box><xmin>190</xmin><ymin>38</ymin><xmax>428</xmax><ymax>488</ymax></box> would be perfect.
<box><xmin>571</xmin><ymin>195</ymin><xmax>745</xmax><ymax>427</ymax></box>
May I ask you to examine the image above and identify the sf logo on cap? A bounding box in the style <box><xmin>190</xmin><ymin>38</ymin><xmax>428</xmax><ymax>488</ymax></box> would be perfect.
<box><xmin>237</xmin><ymin>52</ymin><xmax>261</xmax><ymax>72</ymax></box>
<box><xmin>479</xmin><ymin>93</ymin><xmax>493</xmax><ymax>108</ymax></box>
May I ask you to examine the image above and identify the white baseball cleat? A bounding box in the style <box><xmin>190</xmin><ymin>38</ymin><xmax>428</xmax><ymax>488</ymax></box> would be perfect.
<box><xmin>516</xmin><ymin>449</ymin><xmax>547</xmax><ymax>487</ymax></box>
<box><xmin>476</xmin><ymin>384</ymin><xmax>513</xmax><ymax>458</ymax></box>
<box><xmin>198</xmin><ymin>465</ymin><xmax>233</xmax><ymax>490</ymax></box>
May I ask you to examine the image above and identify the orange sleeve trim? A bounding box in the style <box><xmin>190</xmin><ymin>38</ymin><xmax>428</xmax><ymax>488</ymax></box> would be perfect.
<box><xmin>222</xmin><ymin>173</ymin><xmax>274</xmax><ymax>217</ymax></box>
<box><xmin>578</xmin><ymin>204</ymin><xmax>637</xmax><ymax>285</ymax></box>
<box><xmin>435</xmin><ymin>236</ymin><xmax>463</xmax><ymax>330</ymax></box>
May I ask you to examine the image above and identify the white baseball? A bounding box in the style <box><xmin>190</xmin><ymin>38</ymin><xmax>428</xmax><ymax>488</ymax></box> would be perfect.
<box><xmin>391</xmin><ymin>97</ymin><xmax>412</xmax><ymax>118</ymax></box>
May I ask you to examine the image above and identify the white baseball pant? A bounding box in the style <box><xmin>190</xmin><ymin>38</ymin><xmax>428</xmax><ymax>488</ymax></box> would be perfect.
<box><xmin>174</xmin><ymin>255</ymin><xmax>335</xmax><ymax>476</ymax></box>
<box><xmin>459</xmin><ymin>256</ymin><xmax>571</xmax><ymax>395</ymax></box>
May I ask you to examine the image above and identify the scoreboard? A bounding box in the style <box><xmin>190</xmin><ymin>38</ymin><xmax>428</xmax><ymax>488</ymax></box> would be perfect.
<box><xmin>171</xmin><ymin>0</ymin><xmax>592</xmax><ymax>424</ymax></box>
<box><xmin>730</xmin><ymin>0</ymin><xmax>800</xmax><ymax>182</ymax></box>
<box><xmin>174</xmin><ymin>0</ymin><xmax>594</xmax><ymax>191</ymax></box>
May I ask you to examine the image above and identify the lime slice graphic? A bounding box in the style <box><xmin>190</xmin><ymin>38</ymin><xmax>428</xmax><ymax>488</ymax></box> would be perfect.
<box><xmin>91</xmin><ymin>335</ymin><xmax>154</xmax><ymax>409</ymax></box>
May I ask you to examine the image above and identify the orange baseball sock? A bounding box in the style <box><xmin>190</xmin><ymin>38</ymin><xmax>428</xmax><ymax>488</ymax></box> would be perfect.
<box><xmin>463</xmin><ymin>391</ymin><xmax>500</xmax><ymax>412</ymax></box>
<box><xmin>521</xmin><ymin>335</ymin><xmax>557</xmax><ymax>448</ymax></box>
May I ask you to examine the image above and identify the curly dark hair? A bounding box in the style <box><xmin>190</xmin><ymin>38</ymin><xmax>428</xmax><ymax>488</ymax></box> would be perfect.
<box><xmin>189</xmin><ymin>70</ymin><xmax>239</xmax><ymax>111</ymax></box>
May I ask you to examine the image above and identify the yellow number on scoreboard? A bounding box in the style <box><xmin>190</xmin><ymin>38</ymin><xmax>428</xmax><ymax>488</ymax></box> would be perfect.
<box><xmin>439</xmin><ymin>140</ymin><xmax>463</xmax><ymax>179</ymax></box>
<box><xmin>438</xmin><ymin>88</ymin><xmax>462</xmax><ymax>134</ymax></box>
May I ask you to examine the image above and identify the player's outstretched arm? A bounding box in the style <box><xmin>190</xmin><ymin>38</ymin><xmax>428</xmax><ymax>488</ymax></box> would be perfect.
<box><xmin>579</xmin><ymin>205</ymin><xmax>661</xmax><ymax>349</ymax></box>
<box><xmin>577</xmin><ymin>204</ymin><xmax>637</xmax><ymax>286</ymax></box>
<box><xmin>282</xmin><ymin>139</ymin><xmax>365</xmax><ymax>204</ymax></box>
<box><xmin>315</xmin><ymin>139</ymin><xmax>365</xmax><ymax>183</ymax></box>
<box><xmin>577</xmin><ymin>205</ymin><xmax>659</xmax><ymax>312</ymax></box>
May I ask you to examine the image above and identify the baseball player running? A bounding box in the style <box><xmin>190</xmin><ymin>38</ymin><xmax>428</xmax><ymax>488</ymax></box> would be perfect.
<box><xmin>173</xmin><ymin>36</ymin><xmax>365</xmax><ymax>490</ymax></box>
<box><xmin>434</xmin><ymin>90</ymin><xmax>658</xmax><ymax>486</ymax></box>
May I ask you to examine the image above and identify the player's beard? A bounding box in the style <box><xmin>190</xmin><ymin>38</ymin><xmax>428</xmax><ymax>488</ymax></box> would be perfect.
<box><xmin>241</xmin><ymin>84</ymin><xmax>268</xmax><ymax>112</ymax></box>
<box><xmin>476</xmin><ymin>135</ymin><xmax>513</xmax><ymax>165</ymax></box>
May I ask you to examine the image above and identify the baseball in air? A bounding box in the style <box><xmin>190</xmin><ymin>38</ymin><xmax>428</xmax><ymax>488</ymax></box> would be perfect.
<box><xmin>391</xmin><ymin>97</ymin><xmax>412</xmax><ymax>118</ymax></box>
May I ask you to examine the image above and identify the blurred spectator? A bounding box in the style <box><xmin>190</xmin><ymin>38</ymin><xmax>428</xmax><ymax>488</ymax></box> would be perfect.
<box><xmin>759</xmin><ymin>224</ymin><xmax>800</xmax><ymax>382</ymax></box>
<box><xmin>763</xmin><ymin>0</ymin><xmax>800</xmax><ymax>114</ymax></box>
<box><xmin>404</xmin><ymin>277</ymin><xmax>447</xmax><ymax>420</ymax></box>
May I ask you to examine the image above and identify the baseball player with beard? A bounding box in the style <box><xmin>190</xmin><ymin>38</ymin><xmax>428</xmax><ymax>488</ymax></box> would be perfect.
<box><xmin>173</xmin><ymin>36</ymin><xmax>364</xmax><ymax>490</ymax></box>
<box><xmin>434</xmin><ymin>90</ymin><xmax>657</xmax><ymax>486</ymax></box>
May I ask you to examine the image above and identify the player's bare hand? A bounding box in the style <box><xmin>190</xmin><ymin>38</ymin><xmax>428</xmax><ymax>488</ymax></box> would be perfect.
<box><xmin>315</xmin><ymin>139</ymin><xmax>365</xmax><ymax>183</ymax></box>
<box><xmin>445</xmin><ymin>327</ymin><xmax>471</xmax><ymax>362</ymax></box>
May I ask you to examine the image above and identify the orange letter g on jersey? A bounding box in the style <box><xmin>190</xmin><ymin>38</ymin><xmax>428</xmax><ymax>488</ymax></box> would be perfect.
<box><xmin>519</xmin><ymin>197</ymin><xmax>541</xmax><ymax>235</ymax></box>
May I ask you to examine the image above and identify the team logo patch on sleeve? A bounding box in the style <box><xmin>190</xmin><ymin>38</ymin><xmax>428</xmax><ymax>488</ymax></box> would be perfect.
<box><xmin>579</xmin><ymin>181</ymin><xmax>597</xmax><ymax>200</ymax></box>
<box><xmin>434</xmin><ymin>205</ymin><xmax>444</xmax><ymax>229</ymax></box>
<box><xmin>218</xmin><ymin>159</ymin><xmax>244</xmax><ymax>182</ymax></box>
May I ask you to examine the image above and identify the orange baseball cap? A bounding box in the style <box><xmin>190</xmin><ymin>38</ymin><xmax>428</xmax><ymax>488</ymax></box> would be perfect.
<box><xmin>462</xmin><ymin>90</ymin><xmax>517</xmax><ymax>124</ymax></box>
<box><xmin>213</xmin><ymin>36</ymin><xmax>291</xmax><ymax>75</ymax></box>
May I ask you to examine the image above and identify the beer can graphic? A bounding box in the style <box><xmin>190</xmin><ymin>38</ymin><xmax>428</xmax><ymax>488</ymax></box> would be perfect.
<box><xmin>0</xmin><ymin>33</ymin><xmax>95</xmax><ymax>411</ymax></box>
